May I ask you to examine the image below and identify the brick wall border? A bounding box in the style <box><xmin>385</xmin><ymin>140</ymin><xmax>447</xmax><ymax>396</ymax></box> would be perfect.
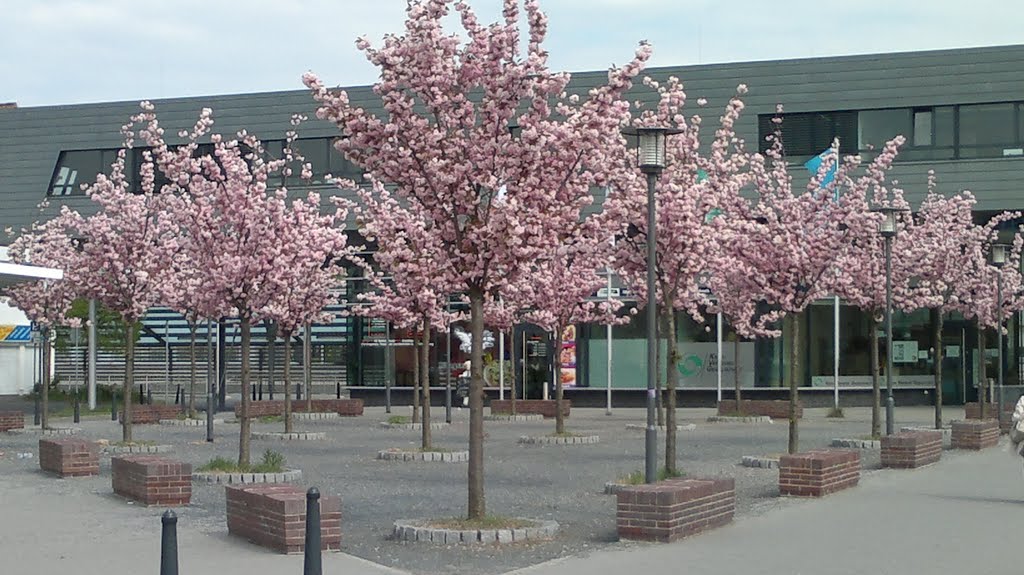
<box><xmin>881</xmin><ymin>430</ymin><xmax>942</xmax><ymax>468</ymax></box>
<box><xmin>951</xmin><ymin>419</ymin><xmax>999</xmax><ymax>450</ymax></box>
<box><xmin>616</xmin><ymin>477</ymin><xmax>735</xmax><ymax>542</ymax></box>
<box><xmin>489</xmin><ymin>400</ymin><xmax>569</xmax><ymax>419</ymax></box>
<box><xmin>226</xmin><ymin>484</ymin><xmax>341</xmax><ymax>554</ymax></box>
<box><xmin>112</xmin><ymin>455</ymin><xmax>192</xmax><ymax>506</ymax></box>
<box><xmin>39</xmin><ymin>438</ymin><xmax>99</xmax><ymax>477</ymax></box>
<box><xmin>779</xmin><ymin>450</ymin><xmax>860</xmax><ymax>497</ymax></box>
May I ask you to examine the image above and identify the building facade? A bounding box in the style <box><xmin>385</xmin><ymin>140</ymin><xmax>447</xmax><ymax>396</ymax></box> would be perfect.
<box><xmin>2</xmin><ymin>45</ymin><xmax>1023</xmax><ymax>405</ymax></box>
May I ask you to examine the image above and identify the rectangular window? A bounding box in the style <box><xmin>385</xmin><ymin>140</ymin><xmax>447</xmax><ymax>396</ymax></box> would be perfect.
<box><xmin>290</xmin><ymin>138</ymin><xmax>331</xmax><ymax>183</ymax></box>
<box><xmin>48</xmin><ymin>149</ymin><xmax>118</xmax><ymax>196</ymax></box>
<box><xmin>858</xmin><ymin>108</ymin><xmax>912</xmax><ymax>150</ymax></box>
<box><xmin>958</xmin><ymin>103</ymin><xmax>1016</xmax><ymax>158</ymax></box>
<box><xmin>758</xmin><ymin>111</ymin><xmax>857</xmax><ymax>157</ymax></box>
<box><xmin>913</xmin><ymin>109</ymin><xmax>932</xmax><ymax>147</ymax></box>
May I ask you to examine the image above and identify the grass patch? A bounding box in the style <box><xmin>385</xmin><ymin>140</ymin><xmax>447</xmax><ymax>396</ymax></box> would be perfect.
<box><xmin>258</xmin><ymin>415</ymin><xmax>283</xmax><ymax>424</ymax></box>
<box><xmin>113</xmin><ymin>440</ymin><xmax>156</xmax><ymax>447</ymax></box>
<box><xmin>427</xmin><ymin>516</ymin><xmax>534</xmax><ymax>530</ymax></box>
<box><xmin>196</xmin><ymin>449</ymin><xmax>286</xmax><ymax>474</ymax></box>
<box><xmin>617</xmin><ymin>467</ymin><xmax>685</xmax><ymax>485</ymax></box>
<box><xmin>387</xmin><ymin>415</ymin><xmax>411</xmax><ymax>424</ymax></box>
<box><xmin>827</xmin><ymin>407</ymin><xmax>845</xmax><ymax>418</ymax></box>
<box><xmin>859</xmin><ymin>434</ymin><xmax>882</xmax><ymax>441</ymax></box>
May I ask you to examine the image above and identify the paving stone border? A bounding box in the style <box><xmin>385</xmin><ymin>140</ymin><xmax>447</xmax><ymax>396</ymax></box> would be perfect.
<box><xmin>706</xmin><ymin>415</ymin><xmax>772</xmax><ymax>424</ymax></box>
<box><xmin>741</xmin><ymin>455</ymin><xmax>781</xmax><ymax>469</ymax></box>
<box><xmin>604</xmin><ymin>482</ymin><xmax>634</xmax><ymax>494</ymax></box>
<box><xmin>101</xmin><ymin>444</ymin><xmax>174</xmax><ymax>454</ymax></box>
<box><xmin>158</xmin><ymin>418</ymin><xmax>224</xmax><ymax>427</ymax></box>
<box><xmin>901</xmin><ymin>426</ymin><xmax>953</xmax><ymax>439</ymax></box>
<box><xmin>378</xmin><ymin>422</ymin><xmax>451</xmax><ymax>430</ymax></box>
<box><xmin>191</xmin><ymin>469</ymin><xmax>302</xmax><ymax>484</ymax></box>
<box><xmin>484</xmin><ymin>414</ymin><xmax>544</xmax><ymax>422</ymax></box>
<box><xmin>831</xmin><ymin>438</ymin><xmax>881</xmax><ymax>449</ymax></box>
<box><xmin>625</xmin><ymin>423</ymin><xmax>697</xmax><ymax>432</ymax></box>
<box><xmin>518</xmin><ymin>434</ymin><xmax>600</xmax><ymax>445</ymax></box>
<box><xmin>8</xmin><ymin>426</ymin><xmax>82</xmax><ymax>436</ymax></box>
<box><xmin>392</xmin><ymin>518</ymin><xmax>558</xmax><ymax>545</ymax></box>
<box><xmin>251</xmin><ymin>431</ymin><xmax>326</xmax><ymax>441</ymax></box>
<box><xmin>292</xmin><ymin>412</ymin><xmax>341</xmax><ymax>421</ymax></box>
<box><xmin>377</xmin><ymin>449</ymin><xmax>469</xmax><ymax>462</ymax></box>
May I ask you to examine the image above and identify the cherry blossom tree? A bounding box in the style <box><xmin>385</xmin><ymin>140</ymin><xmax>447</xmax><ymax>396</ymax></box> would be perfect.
<box><xmin>604</xmin><ymin>78</ymin><xmax>755</xmax><ymax>473</ymax></box>
<box><xmin>306</xmin><ymin>0</ymin><xmax>649</xmax><ymax>518</ymax></box>
<box><xmin>4</xmin><ymin>209</ymin><xmax>83</xmax><ymax>430</ymax></box>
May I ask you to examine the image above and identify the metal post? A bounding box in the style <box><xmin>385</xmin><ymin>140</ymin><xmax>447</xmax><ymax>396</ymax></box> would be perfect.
<box><xmin>644</xmin><ymin>171</ymin><xmax>658</xmax><ymax>484</ymax></box>
<box><xmin>74</xmin><ymin>327</ymin><xmax>81</xmax><ymax>423</ymax></box>
<box><xmin>88</xmin><ymin>299</ymin><xmax>97</xmax><ymax>410</ymax></box>
<box><xmin>304</xmin><ymin>323</ymin><xmax>312</xmax><ymax>403</ymax></box>
<box><xmin>160</xmin><ymin>510</ymin><xmax>178</xmax><ymax>575</ymax></box>
<box><xmin>834</xmin><ymin>295</ymin><xmax>840</xmax><ymax>410</ymax></box>
<box><xmin>716</xmin><ymin>311</ymin><xmax>723</xmax><ymax>403</ymax></box>
<box><xmin>445</xmin><ymin>304</ymin><xmax>452</xmax><ymax>424</ymax></box>
<box><xmin>111</xmin><ymin>386</ymin><xmax>118</xmax><ymax>421</ymax></box>
<box><xmin>164</xmin><ymin>320</ymin><xmax>171</xmax><ymax>405</ymax></box>
<box><xmin>33</xmin><ymin>332</ymin><xmax>40</xmax><ymax>425</ymax></box>
<box><xmin>206</xmin><ymin>320</ymin><xmax>214</xmax><ymax>443</ymax></box>
<box><xmin>385</xmin><ymin>322</ymin><xmax>392</xmax><ymax>414</ymax></box>
<box><xmin>499</xmin><ymin>330</ymin><xmax>505</xmax><ymax>401</ymax></box>
<box><xmin>997</xmin><ymin>273</ymin><xmax>1004</xmax><ymax>428</ymax></box>
<box><xmin>217</xmin><ymin>321</ymin><xmax>226</xmax><ymax>410</ymax></box>
<box><xmin>606</xmin><ymin>268</ymin><xmax>614</xmax><ymax>415</ymax></box>
<box><xmin>303</xmin><ymin>488</ymin><xmax>323</xmax><ymax>575</ymax></box>
<box><xmin>884</xmin><ymin>235</ymin><xmax>895</xmax><ymax>436</ymax></box>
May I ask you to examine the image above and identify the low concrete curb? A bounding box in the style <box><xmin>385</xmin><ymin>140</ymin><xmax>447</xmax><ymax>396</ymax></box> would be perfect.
<box><xmin>101</xmin><ymin>444</ymin><xmax>173</xmax><ymax>454</ymax></box>
<box><xmin>158</xmin><ymin>418</ymin><xmax>224</xmax><ymax>427</ymax></box>
<box><xmin>706</xmin><ymin>416</ymin><xmax>772</xmax><ymax>424</ymax></box>
<box><xmin>191</xmin><ymin>469</ymin><xmax>302</xmax><ymax>484</ymax></box>
<box><xmin>484</xmin><ymin>414</ymin><xmax>544</xmax><ymax>422</ymax></box>
<box><xmin>741</xmin><ymin>455</ymin><xmax>781</xmax><ymax>469</ymax></box>
<box><xmin>625</xmin><ymin>423</ymin><xmax>697</xmax><ymax>432</ymax></box>
<box><xmin>8</xmin><ymin>426</ymin><xmax>82</xmax><ymax>436</ymax></box>
<box><xmin>292</xmin><ymin>412</ymin><xmax>340</xmax><ymax>421</ymax></box>
<box><xmin>831</xmin><ymin>438</ymin><xmax>881</xmax><ymax>449</ymax></box>
<box><xmin>518</xmin><ymin>434</ymin><xmax>600</xmax><ymax>445</ymax></box>
<box><xmin>392</xmin><ymin>518</ymin><xmax>558</xmax><ymax>545</ymax></box>
<box><xmin>251</xmin><ymin>431</ymin><xmax>326</xmax><ymax>441</ymax></box>
<box><xmin>377</xmin><ymin>449</ymin><xmax>469</xmax><ymax>462</ymax></box>
<box><xmin>901</xmin><ymin>426</ymin><xmax>953</xmax><ymax>439</ymax></box>
<box><xmin>604</xmin><ymin>482</ymin><xmax>631</xmax><ymax>494</ymax></box>
<box><xmin>378</xmin><ymin>422</ymin><xmax>450</xmax><ymax>430</ymax></box>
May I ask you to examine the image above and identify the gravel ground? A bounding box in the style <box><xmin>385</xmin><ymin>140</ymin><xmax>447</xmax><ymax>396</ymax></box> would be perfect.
<box><xmin>0</xmin><ymin>402</ymin><xmax>953</xmax><ymax>575</ymax></box>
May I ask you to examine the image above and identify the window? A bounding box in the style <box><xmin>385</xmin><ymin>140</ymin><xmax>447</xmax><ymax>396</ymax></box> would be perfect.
<box><xmin>912</xmin><ymin>109</ymin><xmax>932</xmax><ymax>147</ymax></box>
<box><xmin>758</xmin><ymin>111</ymin><xmax>857</xmax><ymax>157</ymax></box>
<box><xmin>48</xmin><ymin>149</ymin><xmax>119</xmax><ymax>196</ymax></box>
<box><xmin>290</xmin><ymin>137</ymin><xmax>363</xmax><ymax>183</ymax></box>
<box><xmin>858</xmin><ymin>109</ymin><xmax>911</xmax><ymax>150</ymax></box>
<box><xmin>958</xmin><ymin>103</ymin><xmax>1016</xmax><ymax>158</ymax></box>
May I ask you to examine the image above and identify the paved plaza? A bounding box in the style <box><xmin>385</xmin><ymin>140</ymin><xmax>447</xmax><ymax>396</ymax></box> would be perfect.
<box><xmin>0</xmin><ymin>404</ymin><xmax>1021</xmax><ymax>575</ymax></box>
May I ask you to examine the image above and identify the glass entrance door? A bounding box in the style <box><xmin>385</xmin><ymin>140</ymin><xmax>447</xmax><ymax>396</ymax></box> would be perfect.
<box><xmin>941</xmin><ymin>326</ymin><xmax>966</xmax><ymax>405</ymax></box>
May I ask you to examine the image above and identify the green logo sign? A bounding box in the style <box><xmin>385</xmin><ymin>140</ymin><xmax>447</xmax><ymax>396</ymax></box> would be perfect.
<box><xmin>677</xmin><ymin>354</ymin><xmax>704</xmax><ymax>377</ymax></box>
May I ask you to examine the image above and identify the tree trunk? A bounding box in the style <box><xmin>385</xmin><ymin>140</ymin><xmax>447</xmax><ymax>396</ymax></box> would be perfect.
<box><xmin>283</xmin><ymin>334</ymin><xmax>294</xmax><ymax>434</ymax></box>
<box><xmin>655</xmin><ymin>316</ymin><xmax>664</xmax><ymax>427</ymax></box>
<box><xmin>421</xmin><ymin>316</ymin><xmax>432</xmax><ymax>451</ymax></box>
<box><xmin>733</xmin><ymin>336</ymin><xmax>742</xmax><ymax>406</ymax></box>
<box><xmin>788</xmin><ymin>313</ymin><xmax>800</xmax><ymax>454</ymax></box>
<box><xmin>467</xmin><ymin>289</ymin><xmax>486</xmax><ymax>520</ymax></box>
<box><xmin>554</xmin><ymin>323</ymin><xmax>566</xmax><ymax>435</ymax></box>
<box><xmin>41</xmin><ymin>326</ymin><xmax>50</xmax><ymax>431</ymax></box>
<box><xmin>188</xmin><ymin>323</ymin><xmax>197</xmax><ymax>419</ymax></box>
<box><xmin>267</xmin><ymin>321</ymin><xmax>277</xmax><ymax>400</ymax></box>
<box><xmin>412</xmin><ymin>333</ymin><xmax>421</xmax><ymax>424</ymax></box>
<box><xmin>304</xmin><ymin>322</ymin><xmax>313</xmax><ymax>412</ymax></box>
<box><xmin>665</xmin><ymin>307</ymin><xmax>680</xmax><ymax>475</ymax></box>
<box><xmin>238</xmin><ymin>315</ymin><xmax>252</xmax><ymax>467</ymax></box>
<box><xmin>511</xmin><ymin>332</ymin><xmax>517</xmax><ymax>415</ymax></box>
<box><xmin>978</xmin><ymin>321</ymin><xmax>987</xmax><ymax>419</ymax></box>
<box><xmin>121</xmin><ymin>322</ymin><xmax>135</xmax><ymax>442</ymax></box>
<box><xmin>870</xmin><ymin>314</ymin><xmax>881</xmax><ymax>438</ymax></box>
<box><xmin>932</xmin><ymin>309</ymin><xmax>943</xmax><ymax>429</ymax></box>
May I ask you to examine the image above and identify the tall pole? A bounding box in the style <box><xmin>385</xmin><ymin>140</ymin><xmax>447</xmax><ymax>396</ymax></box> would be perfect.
<box><xmin>445</xmin><ymin>302</ymin><xmax>452</xmax><ymax>424</ymax></box>
<box><xmin>716</xmin><ymin>311</ymin><xmax>723</xmax><ymax>403</ymax></box>
<box><xmin>385</xmin><ymin>321</ymin><xmax>392</xmax><ymax>414</ymax></box>
<box><xmin>606</xmin><ymin>268</ymin><xmax>613</xmax><ymax>415</ymax></box>
<box><xmin>644</xmin><ymin>171</ymin><xmax>658</xmax><ymax>484</ymax></box>
<box><xmin>884</xmin><ymin>235</ymin><xmax>895</xmax><ymax>436</ymax></box>
<box><xmin>997</xmin><ymin>272</ymin><xmax>1004</xmax><ymax>427</ymax></box>
<box><xmin>206</xmin><ymin>319</ymin><xmax>214</xmax><ymax>443</ymax></box>
<box><xmin>834</xmin><ymin>295</ymin><xmax>840</xmax><ymax>410</ymax></box>
<box><xmin>499</xmin><ymin>330</ymin><xmax>505</xmax><ymax>401</ymax></box>
<box><xmin>165</xmin><ymin>320</ymin><xmax>171</xmax><ymax>404</ymax></box>
<box><xmin>87</xmin><ymin>299</ymin><xmax>97</xmax><ymax>410</ymax></box>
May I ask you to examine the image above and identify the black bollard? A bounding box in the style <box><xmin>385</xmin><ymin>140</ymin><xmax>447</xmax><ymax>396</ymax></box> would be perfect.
<box><xmin>73</xmin><ymin>390</ymin><xmax>80</xmax><ymax>424</ymax></box>
<box><xmin>160</xmin><ymin>510</ymin><xmax>179</xmax><ymax>575</ymax></box>
<box><xmin>111</xmin><ymin>388</ymin><xmax>118</xmax><ymax>421</ymax></box>
<box><xmin>303</xmin><ymin>488</ymin><xmax>322</xmax><ymax>575</ymax></box>
<box><xmin>258</xmin><ymin>381</ymin><xmax>263</xmax><ymax>401</ymax></box>
<box><xmin>174</xmin><ymin>385</ymin><xmax>181</xmax><ymax>405</ymax></box>
<box><xmin>139</xmin><ymin>384</ymin><xmax>145</xmax><ymax>405</ymax></box>
<box><xmin>296</xmin><ymin>383</ymin><xmax>302</xmax><ymax>402</ymax></box>
<box><xmin>147</xmin><ymin>386</ymin><xmax>153</xmax><ymax>406</ymax></box>
<box><xmin>335</xmin><ymin>380</ymin><xmax>341</xmax><ymax>400</ymax></box>
<box><xmin>33</xmin><ymin>383</ymin><xmax>40</xmax><ymax>426</ymax></box>
<box><xmin>251</xmin><ymin>384</ymin><xmax>257</xmax><ymax>401</ymax></box>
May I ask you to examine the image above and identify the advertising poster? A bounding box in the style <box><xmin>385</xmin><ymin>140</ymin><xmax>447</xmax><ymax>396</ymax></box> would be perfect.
<box><xmin>560</xmin><ymin>325</ymin><xmax>577</xmax><ymax>388</ymax></box>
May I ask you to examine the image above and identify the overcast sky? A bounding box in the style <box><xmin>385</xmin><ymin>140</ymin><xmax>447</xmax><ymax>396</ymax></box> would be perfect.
<box><xmin>4</xmin><ymin>0</ymin><xmax>1024</xmax><ymax>107</ymax></box>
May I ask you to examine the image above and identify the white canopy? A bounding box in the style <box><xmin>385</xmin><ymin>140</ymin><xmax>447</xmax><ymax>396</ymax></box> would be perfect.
<box><xmin>0</xmin><ymin>260</ymin><xmax>63</xmax><ymax>289</ymax></box>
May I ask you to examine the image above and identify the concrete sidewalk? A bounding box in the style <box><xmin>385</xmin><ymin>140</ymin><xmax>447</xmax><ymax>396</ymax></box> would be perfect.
<box><xmin>509</xmin><ymin>443</ymin><xmax>1024</xmax><ymax>575</ymax></box>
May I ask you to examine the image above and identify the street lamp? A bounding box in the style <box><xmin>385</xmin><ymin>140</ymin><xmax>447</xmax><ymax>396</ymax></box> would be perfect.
<box><xmin>990</xmin><ymin>242</ymin><xmax>1010</xmax><ymax>428</ymax></box>
<box><xmin>872</xmin><ymin>205</ymin><xmax>904</xmax><ymax>436</ymax></box>
<box><xmin>624</xmin><ymin>126</ymin><xmax>681</xmax><ymax>483</ymax></box>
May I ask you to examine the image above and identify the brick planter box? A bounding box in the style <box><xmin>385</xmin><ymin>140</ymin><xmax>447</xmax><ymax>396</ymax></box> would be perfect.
<box><xmin>717</xmin><ymin>399</ymin><xmax>802</xmax><ymax>419</ymax></box>
<box><xmin>964</xmin><ymin>403</ymin><xmax>1013</xmax><ymax>433</ymax></box>
<box><xmin>951</xmin><ymin>419</ymin><xmax>999</xmax><ymax>450</ymax></box>
<box><xmin>112</xmin><ymin>455</ymin><xmax>192</xmax><ymax>506</ymax></box>
<box><xmin>39</xmin><ymin>438</ymin><xmax>99</xmax><ymax>477</ymax></box>
<box><xmin>235</xmin><ymin>399</ymin><xmax>364</xmax><ymax>418</ymax></box>
<box><xmin>226</xmin><ymin>484</ymin><xmax>341</xmax><ymax>554</ymax></box>
<box><xmin>0</xmin><ymin>411</ymin><xmax>25</xmax><ymax>432</ymax></box>
<box><xmin>881</xmin><ymin>430</ymin><xmax>942</xmax><ymax>468</ymax></box>
<box><xmin>616</xmin><ymin>477</ymin><xmax>735</xmax><ymax>542</ymax></box>
<box><xmin>121</xmin><ymin>404</ymin><xmax>183</xmax><ymax>425</ymax></box>
<box><xmin>489</xmin><ymin>400</ymin><xmax>569</xmax><ymax>419</ymax></box>
<box><xmin>779</xmin><ymin>450</ymin><xmax>860</xmax><ymax>497</ymax></box>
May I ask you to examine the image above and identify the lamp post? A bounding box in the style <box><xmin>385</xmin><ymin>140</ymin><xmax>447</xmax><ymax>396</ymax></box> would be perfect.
<box><xmin>873</xmin><ymin>206</ymin><xmax>902</xmax><ymax>436</ymax></box>
<box><xmin>625</xmin><ymin>126</ymin><xmax>680</xmax><ymax>483</ymax></box>
<box><xmin>991</xmin><ymin>242</ymin><xmax>1009</xmax><ymax>428</ymax></box>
